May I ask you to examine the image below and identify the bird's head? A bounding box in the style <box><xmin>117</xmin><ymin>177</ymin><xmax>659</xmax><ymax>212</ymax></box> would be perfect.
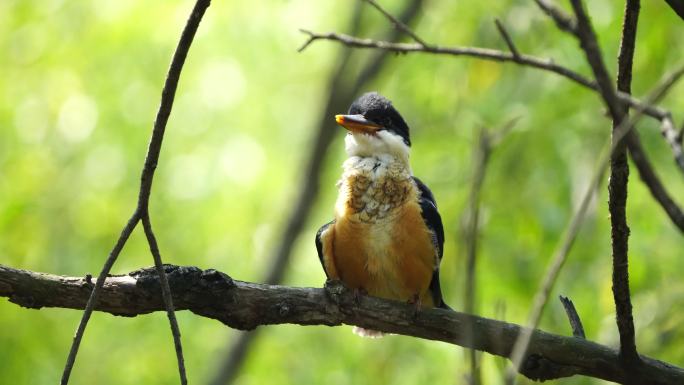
<box><xmin>335</xmin><ymin>92</ymin><xmax>411</xmax><ymax>161</ymax></box>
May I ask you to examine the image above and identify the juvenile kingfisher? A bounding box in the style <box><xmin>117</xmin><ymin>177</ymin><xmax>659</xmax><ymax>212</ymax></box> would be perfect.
<box><xmin>315</xmin><ymin>92</ymin><xmax>448</xmax><ymax>337</ymax></box>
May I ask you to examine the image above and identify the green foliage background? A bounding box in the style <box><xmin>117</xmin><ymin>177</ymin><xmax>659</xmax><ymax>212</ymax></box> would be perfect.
<box><xmin>1</xmin><ymin>0</ymin><xmax>683</xmax><ymax>384</ymax></box>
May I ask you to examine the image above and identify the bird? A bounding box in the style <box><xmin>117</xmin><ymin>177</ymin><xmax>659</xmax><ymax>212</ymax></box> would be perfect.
<box><xmin>315</xmin><ymin>92</ymin><xmax>448</xmax><ymax>337</ymax></box>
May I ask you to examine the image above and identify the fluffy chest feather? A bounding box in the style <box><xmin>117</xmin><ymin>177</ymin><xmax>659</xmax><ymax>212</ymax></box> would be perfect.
<box><xmin>335</xmin><ymin>155</ymin><xmax>413</xmax><ymax>222</ymax></box>
<box><xmin>331</xmin><ymin>155</ymin><xmax>435</xmax><ymax>303</ymax></box>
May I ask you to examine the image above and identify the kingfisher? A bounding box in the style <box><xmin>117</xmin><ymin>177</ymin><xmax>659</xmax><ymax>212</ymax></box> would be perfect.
<box><xmin>315</xmin><ymin>92</ymin><xmax>448</xmax><ymax>337</ymax></box>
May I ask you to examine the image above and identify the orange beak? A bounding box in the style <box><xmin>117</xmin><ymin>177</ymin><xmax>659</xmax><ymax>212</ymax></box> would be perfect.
<box><xmin>335</xmin><ymin>114</ymin><xmax>382</xmax><ymax>134</ymax></box>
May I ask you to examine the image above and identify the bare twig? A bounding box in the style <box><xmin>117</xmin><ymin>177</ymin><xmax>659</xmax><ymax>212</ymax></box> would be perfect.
<box><xmin>462</xmin><ymin>128</ymin><xmax>490</xmax><ymax>385</ymax></box>
<box><xmin>297</xmin><ymin>30</ymin><xmax>669</xmax><ymax>121</ymax></box>
<box><xmin>462</xmin><ymin>121</ymin><xmax>515</xmax><ymax>385</ymax></box>
<box><xmin>3</xmin><ymin>264</ymin><xmax>684</xmax><ymax>385</ymax></box>
<box><xmin>532</xmin><ymin>0</ymin><xmax>578</xmax><ymax>34</ymax></box>
<box><xmin>363</xmin><ymin>0</ymin><xmax>428</xmax><ymax>46</ymax></box>
<box><xmin>559</xmin><ymin>296</ymin><xmax>586</xmax><ymax>339</ymax></box>
<box><xmin>61</xmin><ymin>216</ymin><xmax>139</xmax><ymax>385</ymax></box>
<box><xmin>142</xmin><ymin>214</ymin><xmax>186</xmax><ymax>382</ymax></box>
<box><xmin>626</xmin><ymin>131</ymin><xmax>684</xmax><ymax>231</ymax></box>
<box><xmin>494</xmin><ymin>19</ymin><xmax>520</xmax><ymax>60</ymax></box>
<box><xmin>60</xmin><ymin>1</ymin><xmax>211</xmax><ymax>384</ymax></box>
<box><xmin>661</xmin><ymin>114</ymin><xmax>684</xmax><ymax>171</ymax></box>
<box><xmin>569</xmin><ymin>1</ymin><xmax>625</xmax><ymax>120</ymax></box>
<box><xmin>209</xmin><ymin>2</ymin><xmax>426</xmax><ymax>384</ymax></box>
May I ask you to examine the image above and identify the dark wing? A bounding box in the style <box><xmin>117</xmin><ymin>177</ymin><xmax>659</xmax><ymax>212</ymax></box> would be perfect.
<box><xmin>412</xmin><ymin>176</ymin><xmax>449</xmax><ymax>309</ymax></box>
<box><xmin>315</xmin><ymin>220</ymin><xmax>335</xmax><ymax>278</ymax></box>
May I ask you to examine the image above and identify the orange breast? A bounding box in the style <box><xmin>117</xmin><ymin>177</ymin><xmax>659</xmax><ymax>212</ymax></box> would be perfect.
<box><xmin>331</xmin><ymin>200</ymin><xmax>436</xmax><ymax>307</ymax></box>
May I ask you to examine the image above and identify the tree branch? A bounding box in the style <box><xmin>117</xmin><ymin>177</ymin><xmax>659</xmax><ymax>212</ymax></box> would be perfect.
<box><xmin>363</xmin><ymin>0</ymin><xmax>428</xmax><ymax>47</ymax></box>
<box><xmin>1</xmin><ymin>264</ymin><xmax>683</xmax><ymax>385</ymax></box>
<box><xmin>612</xmin><ymin>0</ymin><xmax>640</xmax><ymax>363</ymax></box>
<box><xmin>626</xmin><ymin>131</ymin><xmax>684</xmax><ymax>231</ymax></box>
<box><xmin>462</xmin><ymin>127</ymin><xmax>491</xmax><ymax>385</ymax></box>
<box><xmin>532</xmin><ymin>0</ymin><xmax>578</xmax><ymax>34</ymax></box>
<box><xmin>568</xmin><ymin>0</ymin><xmax>640</xmax><ymax>362</ymax></box>
<box><xmin>494</xmin><ymin>19</ymin><xmax>521</xmax><ymax>60</ymax></box>
<box><xmin>461</xmin><ymin>121</ymin><xmax>514</xmax><ymax>385</ymax></box>
<box><xmin>297</xmin><ymin>30</ymin><xmax>670</xmax><ymax>122</ymax></box>
<box><xmin>142</xmin><ymin>214</ymin><xmax>186</xmax><ymax>381</ymax></box>
<box><xmin>60</xmin><ymin>1</ymin><xmax>211</xmax><ymax>383</ymax></box>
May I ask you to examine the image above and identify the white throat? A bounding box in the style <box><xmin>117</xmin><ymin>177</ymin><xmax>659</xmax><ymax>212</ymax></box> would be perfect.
<box><xmin>344</xmin><ymin>131</ymin><xmax>411</xmax><ymax>170</ymax></box>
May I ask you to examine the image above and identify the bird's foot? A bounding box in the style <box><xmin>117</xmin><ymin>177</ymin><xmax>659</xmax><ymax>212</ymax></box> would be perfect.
<box><xmin>324</xmin><ymin>279</ymin><xmax>346</xmax><ymax>305</ymax></box>
<box><xmin>407</xmin><ymin>294</ymin><xmax>422</xmax><ymax>318</ymax></box>
<box><xmin>353</xmin><ymin>287</ymin><xmax>368</xmax><ymax>305</ymax></box>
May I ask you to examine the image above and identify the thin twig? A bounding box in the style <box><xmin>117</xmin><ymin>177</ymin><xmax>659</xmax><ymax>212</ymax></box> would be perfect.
<box><xmin>462</xmin><ymin>120</ymin><xmax>515</xmax><ymax>385</ymax></box>
<box><xmin>559</xmin><ymin>296</ymin><xmax>586</xmax><ymax>339</ymax></box>
<box><xmin>626</xmin><ymin>131</ymin><xmax>684</xmax><ymax>231</ymax></box>
<box><xmin>661</xmin><ymin>113</ymin><xmax>684</xmax><ymax>171</ymax></box>
<box><xmin>363</xmin><ymin>0</ymin><xmax>429</xmax><ymax>46</ymax></box>
<box><xmin>569</xmin><ymin>1</ymin><xmax>625</xmax><ymax>121</ymax></box>
<box><xmin>494</xmin><ymin>19</ymin><xmax>520</xmax><ymax>60</ymax></box>
<box><xmin>142</xmin><ymin>214</ymin><xmax>186</xmax><ymax>383</ymax></box>
<box><xmin>60</xmin><ymin>215</ymin><xmax>140</xmax><ymax>385</ymax></box>
<box><xmin>462</xmin><ymin>127</ymin><xmax>490</xmax><ymax>385</ymax></box>
<box><xmin>297</xmin><ymin>30</ymin><xmax>668</xmax><ymax>122</ymax></box>
<box><xmin>532</xmin><ymin>0</ymin><xmax>578</xmax><ymax>34</ymax></box>
<box><xmin>60</xmin><ymin>0</ymin><xmax>211</xmax><ymax>384</ymax></box>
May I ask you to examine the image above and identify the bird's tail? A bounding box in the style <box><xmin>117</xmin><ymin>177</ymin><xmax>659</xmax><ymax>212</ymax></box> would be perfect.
<box><xmin>438</xmin><ymin>301</ymin><xmax>453</xmax><ymax>311</ymax></box>
<box><xmin>352</xmin><ymin>326</ymin><xmax>385</xmax><ymax>338</ymax></box>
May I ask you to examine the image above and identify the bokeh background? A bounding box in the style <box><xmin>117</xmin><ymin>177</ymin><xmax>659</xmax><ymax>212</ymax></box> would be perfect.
<box><xmin>1</xmin><ymin>0</ymin><xmax>683</xmax><ymax>384</ymax></box>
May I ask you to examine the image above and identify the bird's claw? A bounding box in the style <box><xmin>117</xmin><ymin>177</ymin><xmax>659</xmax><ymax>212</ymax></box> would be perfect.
<box><xmin>324</xmin><ymin>279</ymin><xmax>346</xmax><ymax>305</ymax></box>
<box><xmin>353</xmin><ymin>287</ymin><xmax>368</xmax><ymax>305</ymax></box>
<box><xmin>408</xmin><ymin>294</ymin><xmax>422</xmax><ymax>319</ymax></box>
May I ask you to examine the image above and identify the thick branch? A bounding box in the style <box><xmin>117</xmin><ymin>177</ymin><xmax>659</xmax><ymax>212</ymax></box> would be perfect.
<box><xmin>1</xmin><ymin>264</ymin><xmax>683</xmax><ymax>385</ymax></box>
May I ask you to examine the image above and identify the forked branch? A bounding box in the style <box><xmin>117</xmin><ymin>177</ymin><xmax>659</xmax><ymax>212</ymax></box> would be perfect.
<box><xmin>60</xmin><ymin>0</ymin><xmax>212</xmax><ymax>384</ymax></box>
